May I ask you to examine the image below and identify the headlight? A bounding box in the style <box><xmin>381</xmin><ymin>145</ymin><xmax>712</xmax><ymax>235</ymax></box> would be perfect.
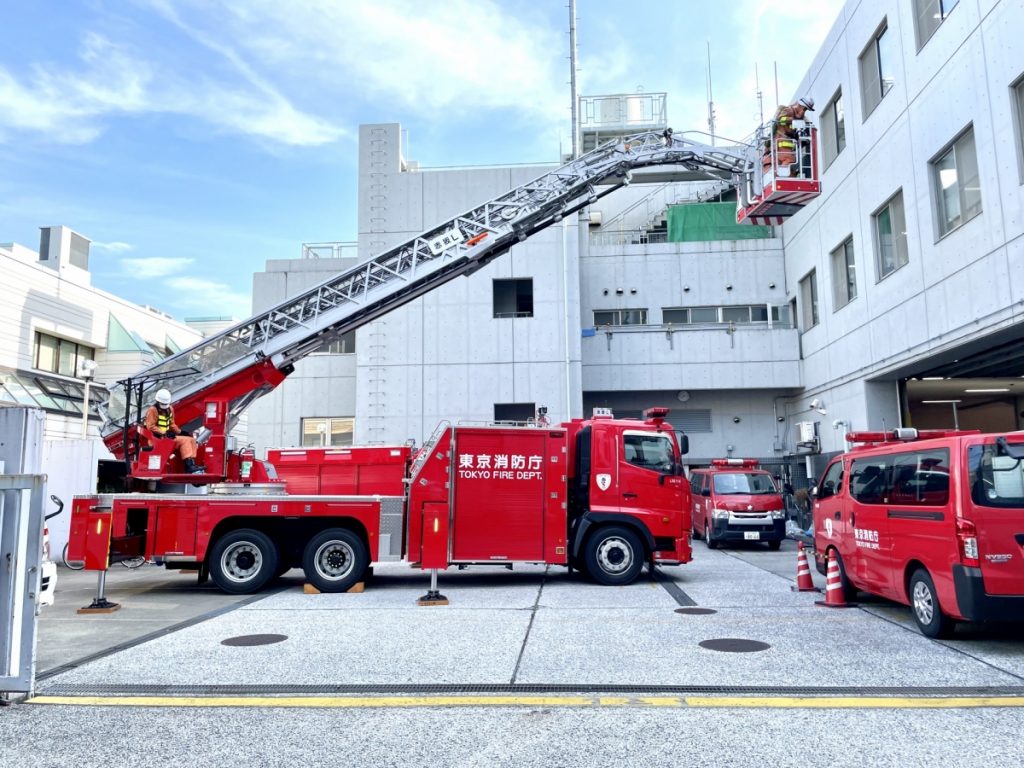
<box><xmin>771</xmin><ymin>509</ymin><xmax>786</xmax><ymax>519</ymax></box>
<box><xmin>712</xmin><ymin>508</ymin><xmax>730</xmax><ymax>520</ymax></box>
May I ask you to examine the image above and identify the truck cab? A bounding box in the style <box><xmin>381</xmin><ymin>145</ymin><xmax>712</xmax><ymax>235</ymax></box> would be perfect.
<box><xmin>690</xmin><ymin>459</ymin><xmax>786</xmax><ymax>550</ymax></box>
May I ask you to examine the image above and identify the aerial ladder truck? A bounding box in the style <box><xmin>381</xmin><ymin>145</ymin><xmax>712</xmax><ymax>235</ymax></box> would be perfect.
<box><xmin>67</xmin><ymin>125</ymin><xmax>820</xmax><ymax>607</ymax></box>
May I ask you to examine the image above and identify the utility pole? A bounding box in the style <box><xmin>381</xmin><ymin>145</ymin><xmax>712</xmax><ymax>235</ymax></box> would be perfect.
<box><xmin>569</xmin><ymin>0</ymin><xmax>580</xmax><ymax>159</ymax></box>
<box><xmin>706</xmin><ymin>41</ymin><xmax>716</xmax><ymax>145</ymax></box>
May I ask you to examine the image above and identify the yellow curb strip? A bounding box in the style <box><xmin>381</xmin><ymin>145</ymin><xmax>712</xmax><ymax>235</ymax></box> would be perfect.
<box><xmin>26</xmin><ymin>694</ymin><xmax>1024</xmax><ymax>709</ymax></box>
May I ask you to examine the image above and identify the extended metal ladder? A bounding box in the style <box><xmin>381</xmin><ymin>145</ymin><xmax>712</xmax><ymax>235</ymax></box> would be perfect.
<box><xmin>101</xmin><ymin>130</ymin><xmax>751</xmax><ymax>449</ymax></box>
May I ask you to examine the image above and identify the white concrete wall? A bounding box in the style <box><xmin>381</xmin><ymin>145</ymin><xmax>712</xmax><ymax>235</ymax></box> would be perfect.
<box><xmin>782</xmin><ymin>0</ymin><xmax>1024</xmax><ymax>426</ymax></box>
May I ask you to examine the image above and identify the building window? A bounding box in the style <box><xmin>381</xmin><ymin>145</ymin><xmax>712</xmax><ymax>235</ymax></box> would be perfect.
<box><xmin>301</xmin><ymin>417</ymin><xmax>354</xmax><ymax>447</ymax></box>
<box><xmin>493</xmin><ymin>279</ymin><xmax>534</xmax><ymax>318</ymax></box>
<box><xmin>318</xmin><ymin>330</ymin><xmax>356</xmax><ymax>354</ymax></box>
<box><xmin>830</xmin><ymin>238</ymin><xmax>857</xmax><ymax>309</ymax></box>
<box><xmin>821</xmin><ymin>90</ymin><xmax>846</xmax><ymax>168</ymax></box>
<box><xmin>33</xmin><ymin>332</ymin><xmax>95</xmax><ymax>377</ymax></box>
<box><xmin>799</xmin><ymin>270</ymin><xmax>819</xmax><ymax>330</ymax></box>
<box><xmin>662</xmin><ymin>305</ymin><xmax>788</xmax><ymax>326</ymax></box>
<box><xmin>494</xmin><ymin>402</ymin><xmax>536</xmax><ymax>423</ymax></box>
<box><xmin>1013</xmin><ymin>75</ymin><xmax>1024</xmax><ymax>184</ymax></box>
<box><xmin>932</xmin><ymin>127</ymin><xmax>982</xmax><ymax>237</ymax></box>
<box><xmin>594</xmin><ymin>308</ymin><xmax>647</xmax><ymax>326</ymax></box>
<box><xmin>914</xmin><ymin>0</ymin><xmax>959</xmax><ymax>50</ymax></box>
<box><xmin>873</xmin><ymin>191</ymin><xmax>909</xmax><ymax>279</ymax></box>
<box><xmin>859</xmin><ymin>21</ymin><xmax>894</xmax><ymax>118</ymax></box>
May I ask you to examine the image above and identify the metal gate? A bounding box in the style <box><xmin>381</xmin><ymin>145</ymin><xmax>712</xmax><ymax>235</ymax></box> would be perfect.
<box><xmin>1</xmin><ymin>473</ymin><xmax>45</xmax><ymax>695</ymax></box>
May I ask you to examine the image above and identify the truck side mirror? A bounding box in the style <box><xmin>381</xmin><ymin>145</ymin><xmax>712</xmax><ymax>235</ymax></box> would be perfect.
<box><xmin>677</xmin><ymin>435</ymin><xmax>689</xmax><ymax>456</ymax></box>
<box><xmin>810</xmin><ymin>486</ymin><xmax>818</xmax><ymax>498</ymax></box>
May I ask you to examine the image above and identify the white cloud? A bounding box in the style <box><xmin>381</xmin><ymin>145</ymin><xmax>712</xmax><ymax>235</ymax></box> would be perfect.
<box><xmin>92</xmin><ymin>241</ymin><xmax>135</xmax><ymax>253</ymax></box>
<box><xmin>166</xmin><ymin>275</ymin><xmax>252</xmax><ymax>319</ymax></box>
<box><xmin>0</xmin><ymin>31</ymin><xmax>344</xmax><ymax>146</ymax></box>
<box><xmin>120</xmin><ymin>256</ymin><xmax>194</xmax><ymax>278</ymax></box>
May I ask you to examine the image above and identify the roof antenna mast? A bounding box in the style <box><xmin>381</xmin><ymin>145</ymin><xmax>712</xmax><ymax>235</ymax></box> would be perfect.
<box><xmin>706</xmin><ymin>41</ymin><xmax>716</xmax><ymax>146</ymax></box>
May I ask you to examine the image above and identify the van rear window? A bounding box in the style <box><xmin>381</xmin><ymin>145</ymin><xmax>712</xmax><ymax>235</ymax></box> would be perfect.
<box><xmin>969</xmin><ymin>445</ymin><xmax>1024</xmax><ymax>508</ymax></box>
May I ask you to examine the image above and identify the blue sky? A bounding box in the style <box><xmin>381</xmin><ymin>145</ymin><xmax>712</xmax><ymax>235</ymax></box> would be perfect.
<box><xmin>0</xmin><ymin>0</ymin><xmax>843</xmax><ymax>321</ymax></box>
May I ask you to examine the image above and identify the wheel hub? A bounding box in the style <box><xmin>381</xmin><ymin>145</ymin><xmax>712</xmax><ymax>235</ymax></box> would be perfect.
<box><xmin>597</xmin><ymin>538</ymin><xmax>632</xmax><ymax>574</ymax></box>
<box><xmin>316</xmin><ymin>541</ymin><xmax>354</xmax><ymax>580</ymax></box>
<box><xmin>222</xmin><ymin>543</ymin><xmax>261</xmax><ymax>583</ymax></box>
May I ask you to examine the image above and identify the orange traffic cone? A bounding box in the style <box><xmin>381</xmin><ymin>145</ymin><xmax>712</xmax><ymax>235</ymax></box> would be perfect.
<box><xmin>814</xmin><ymin>550</ymin><xmax>853</xmax><ymax>608</ymax></box>
<box><xmin>790</xmin><ymin>541</ymin><xmax>820</xmax><ymax>593</ymax></box>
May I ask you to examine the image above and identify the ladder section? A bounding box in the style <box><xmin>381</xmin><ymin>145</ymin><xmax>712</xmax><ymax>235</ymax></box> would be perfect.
<box><xmin>102</xmin><ymin>131</ymin><xmax>750</xmax><ymax>443</ymax></box>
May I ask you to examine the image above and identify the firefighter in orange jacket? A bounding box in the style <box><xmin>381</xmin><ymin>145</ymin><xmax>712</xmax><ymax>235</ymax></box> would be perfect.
<box><xmin>144</xmin><ymin>388</ymin><xmax>202</xmax><ymax>473</ymax></box>
<box><xmin>763</xmin><ymin>97</ymin><xmax>814</xmax><ymax>174</ymax></box>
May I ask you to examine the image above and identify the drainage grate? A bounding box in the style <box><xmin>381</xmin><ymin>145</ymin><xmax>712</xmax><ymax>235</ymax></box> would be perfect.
<box><xmin>675</xmin><ymin>607</ymin><xmax>717</xmax><ymax>615</ymax></box>
<box><xmin>221</xmin><ymin>634</ymin><xmax>288</xmax><ymax>647</ymax></box>
<box><xmin>37</xmin><ymin>682</ymin><xmax>1024</xmax><ymax>697</ymax></box>
<box><xmin>699</xmin><ymin>638</ymin><xmax>771</xmax><ymax>653</ymax></box>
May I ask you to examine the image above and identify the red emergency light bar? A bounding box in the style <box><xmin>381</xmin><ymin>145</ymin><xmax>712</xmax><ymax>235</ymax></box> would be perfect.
<box><xmin>711</xmin><ymin>458</ymin><xmax>759</xmax><ymax>468</ymax></box>
<box><xmin>643</xmin><ymin>407</ymin><xmax>670</xmax><ymax>424</ymax></box>
<box><xmin>846</xmin><ymin>428</ymin><xmax>980</xmax><ymax>445</ymax></box>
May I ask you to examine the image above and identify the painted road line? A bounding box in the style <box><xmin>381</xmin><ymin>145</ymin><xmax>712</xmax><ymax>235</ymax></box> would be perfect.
<box><xmin>28</xmin><ymin>694</ymin><xmax>1024</xmax><ymax>709</ymax></box>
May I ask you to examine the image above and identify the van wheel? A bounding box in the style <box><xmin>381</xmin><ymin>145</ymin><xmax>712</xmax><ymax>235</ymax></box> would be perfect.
<box><xmin>704</xmin><ymin>519</ymin><xmax>718</xmax><ymax>549</ymax></box>
<box><xmin>767</xmin><ymin>540</ymin><xmax>782</xmax><ymax>551</ymax></box>
<box><xmin>302</xmin><ymin>528</ymin><xmax>368</xmax><ymax>593</ymax></box>
<box><xmin>909</xmin><ymin>568</ymin><xmax>954</xmax><ymax>639</ymax></box>
<box><xmin>830</xmin><ymin>548</ymin><xmax>858</xmax><ymax>602</ymax></box>
<box><xmin>209</xmin><ymin>529</ymin><xmax>278</xmax><ymax>594</ymax></box>
<box><xmin>585</xmin><ymin>526</ymin><xmax>643</xmax><ymax>586</ymax></box>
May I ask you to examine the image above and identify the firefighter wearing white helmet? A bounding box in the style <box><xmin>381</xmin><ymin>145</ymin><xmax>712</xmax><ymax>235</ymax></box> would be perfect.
<box><xmin>143</xmin><ymin>388</ymin><xmax>202</xmax><ymax>474</ymax></box>
<box><xmin>762</xmin><ymin>96</ymin><xmax>815</xmax><ymax>175</ymax></box>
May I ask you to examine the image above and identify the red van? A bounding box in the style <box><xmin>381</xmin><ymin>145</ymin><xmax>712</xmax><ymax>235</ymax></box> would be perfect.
<box><xmin>690</xmin><ymin>459</ymin><xmax>786</xmax><ymax>550</ymax></box>
<box><xmin>812</xmin><ymin>428</ymin><xmax>1024</xmax><ymax>638</ymax></box>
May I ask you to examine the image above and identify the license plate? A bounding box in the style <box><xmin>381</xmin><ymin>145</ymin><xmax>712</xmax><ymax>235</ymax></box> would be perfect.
<box><xmin>744</xmin><ymin>531</ymin><xmax>760</xmax><ymax>540</ymax></box>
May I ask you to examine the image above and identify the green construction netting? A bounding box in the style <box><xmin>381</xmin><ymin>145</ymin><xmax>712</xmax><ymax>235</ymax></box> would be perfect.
<box><xmin>667</xmin><ymin>202</ymin><xmax>772</xmax><ymax>242</ymax></box>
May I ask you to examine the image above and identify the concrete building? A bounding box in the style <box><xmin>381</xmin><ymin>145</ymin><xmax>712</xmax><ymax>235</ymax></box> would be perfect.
<box><xmin>249</xmin><ymin>0</ymin><xmax>1024</xmax><ymax>486</ymax></box>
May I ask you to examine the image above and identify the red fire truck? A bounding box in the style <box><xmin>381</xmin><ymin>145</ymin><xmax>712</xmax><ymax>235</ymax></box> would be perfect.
<box><xmin>812</xmin><ymin>428</ymin><xmax>1024</xmax><ymax>638</ymax></box>
<box><xmin>689</xmin><ymin>459</ymin><xmax>786</xmax><ymax>550</ymax></box>
<box><xmin>66</xmin><ymin>126</ymin><xmax>819</xmax><ymax>607</ymax></box>
<box><xmin>69</xmin><ymin>408</ymin><xmax>690</xmax><ymax>596</ymax></box>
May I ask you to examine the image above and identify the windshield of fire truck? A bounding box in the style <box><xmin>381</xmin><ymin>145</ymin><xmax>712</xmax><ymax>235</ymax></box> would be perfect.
<box><xmin>969</xmin><ymin>444</ymin><xmax>1024</xmax><ymax>508</ymax></box>
<box><xmin>712</xmin><ymin>472</ymin><xmax>777</xmax><ymax>495</ymax></box>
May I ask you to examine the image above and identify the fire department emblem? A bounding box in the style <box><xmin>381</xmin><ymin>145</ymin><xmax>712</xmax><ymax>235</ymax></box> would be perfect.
<box><xmin>596</xmin><ymin>474</ymin><xmax>611</xmax><ymax>491</ymax></box>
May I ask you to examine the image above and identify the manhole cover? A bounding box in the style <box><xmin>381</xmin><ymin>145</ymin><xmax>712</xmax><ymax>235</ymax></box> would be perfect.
<box><xmin>675</xmin><ymin>607</ymin><xmax>717</xmax><ymax>615</ymax></box>
<box><xmin>221</xmin><ymin>634</ymin><xmax>288</xmax><ymax>647</ymax></box>
<box><xmin>698</xmin><ymin>638</ymin><xmax>771</xmax><ymax>653</ymax></box>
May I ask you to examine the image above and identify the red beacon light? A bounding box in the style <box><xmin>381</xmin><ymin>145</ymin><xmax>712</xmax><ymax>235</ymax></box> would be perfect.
<box><xmin>643</xmin><ymin>407</ymin><xmax>670</xmax><ymax>425</ymax></box>
<box><xmin>711</xmin><ymin>458</ymin><xmax>759</xmax><ymax>468</ymax></box>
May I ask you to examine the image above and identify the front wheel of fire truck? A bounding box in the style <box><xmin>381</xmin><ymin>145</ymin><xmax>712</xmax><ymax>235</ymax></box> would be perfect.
<box><xmin>209</xmin><ymin>529</ymin><xmax>279</xmax><ymax>594</ymax></box>
<box><xmin>302</xmin><ymin>528</ymin><xmax>368</xmax><ymax>593</ymax></box>
<box><xmin>909</xmin><ymin>568</ymin><xmax>954</xmax><ymax>639</ymax></box>
<box><xmin>584</xmin><ymin>526</ymin><xmax>644</xmax><ymax>586</ymax></box>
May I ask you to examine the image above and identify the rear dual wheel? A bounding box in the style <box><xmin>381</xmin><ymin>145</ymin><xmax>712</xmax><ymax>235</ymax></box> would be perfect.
<box><xmin>302</xmin><ymin>528</ymin><xmax>368</xmax><ymax>593</ymax></box>
<box><xmin>209</xmin><ymin>529</ymin><xmax>279</xmax><ymax>594</ymax></box>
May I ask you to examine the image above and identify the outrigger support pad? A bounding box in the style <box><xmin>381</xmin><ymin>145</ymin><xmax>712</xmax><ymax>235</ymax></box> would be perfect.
<box><xmin>77</xmin><ymin>570</ymin><xmax>121</xmax><ymax>614</ymax></box>
<box><xmin>416</xmin><ymin>568</ymin><xmax>449</xmax><ymax>607</ymax></box>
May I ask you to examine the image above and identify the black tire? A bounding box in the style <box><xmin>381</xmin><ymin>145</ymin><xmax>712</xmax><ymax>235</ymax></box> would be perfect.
<box><xmin>704</xmin><ymin>519</ymin><xmax>719</xmax><ymax>549</ymax></box>
<box><xmin>830</xmin><ymin>548</ymin><xmax>859</xmax><ymax>602</ymax></box>
<box><xmin>209</xmin><ymin>529</ymin><xmax>279</xmax><ymax>594</ymax></box>
<box><xmin>584</xmin><ymin>526</ymin><xmax>644</xmax><ymax>586</ymax></box>
<box><xmin>909</xmin><ymin>568</ymin><xmax>955</xmax><ymax>639</ymax></box>
<box><xmin>302</xmin><ymin>528</ymin><xmax>369</xmax><ymax>593</ymax></box>
<box><xmin>767</xmin><ymin>540</ymin><xmax>782</xmax><ymax>551</ymax></box>
<box><xmin>61</xmin><ymin>542</ymin><xmax>85</xmax><ymax>571</ymax></box>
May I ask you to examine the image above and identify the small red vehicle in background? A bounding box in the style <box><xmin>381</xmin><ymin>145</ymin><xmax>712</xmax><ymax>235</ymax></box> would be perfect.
<box><xmin>690</xmin><ymin>459</ymin><xmax>786</xmax><ymax>550</ymax></box>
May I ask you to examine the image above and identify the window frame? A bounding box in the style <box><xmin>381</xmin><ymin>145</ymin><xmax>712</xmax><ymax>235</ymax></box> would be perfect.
<box><xmin>1012</xmin><ymin>74</ymin><xmax>1024</xmax><ymax>185</ymax></box>
<box><xmin>821</xmin><ymin>89</ymin><xmax>846</xmax><ymax>168</ymax></box>
<box><xmin>492</xmin><ymin>278</ymin><xmax>534</xmax><ymax>319</ymax></box>
<box><xmin>872</xmin><ymin>189</ymin><xmax>909</xmax><ymax>281</ymax></box>
<box><xmin>930</xmin><ymin>126</ymin><xmax>983</xmax><ymax>239</ymax></box>
<box><xmin>593</xmin><ymin>308</ymin><xmax>648</xmax><ymax>327</ymax></box>
<box><xmin>830</xmin><ymin>236</ymin><xmax>857</xmax><ymax>310</ymax></box>
<box><xmin>913</xmin><ymin>0</ymin><xmax>959</xmax><ymax>51</ymax></box>
<box><xmin>300</xmin><ymin>416</ymin><xmax>355</xmax><ymax>447</ymax></box>
<box><xmin>859</xmin><ymin>20</ymin><xmax>894</xmax><ymax>119</ymax></box>
<box><xmin>799</xmin><ymin>269</ymin><xmax>819</xmax><ymax>330</ymax></box>
<box><xmin>33</xmin><ymin>331</ymin><xmax>96</xmax><ymax>378</ymax></box>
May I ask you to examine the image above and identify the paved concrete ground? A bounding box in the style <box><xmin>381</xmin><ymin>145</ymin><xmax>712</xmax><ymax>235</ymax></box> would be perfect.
<box><xmin>6</xmin><ymin>540</ymin><xmax>1024</xmax><ymax>767</ymax></box>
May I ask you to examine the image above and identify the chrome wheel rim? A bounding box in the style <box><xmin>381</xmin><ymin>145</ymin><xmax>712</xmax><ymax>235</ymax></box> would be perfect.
<box><xmin>221</xmin><ymin>542</ymin><xmax>262</xmax><ymax>584</ymax></box>
<box><xmin>596</xmin><ymin>536</ymin><xmax>633</xmax><ymax>575</ymax></box>
<box><xmin>314</xmin><ymin>540</ymin><xmax>355</xmax><ymax>581</ymax></box>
